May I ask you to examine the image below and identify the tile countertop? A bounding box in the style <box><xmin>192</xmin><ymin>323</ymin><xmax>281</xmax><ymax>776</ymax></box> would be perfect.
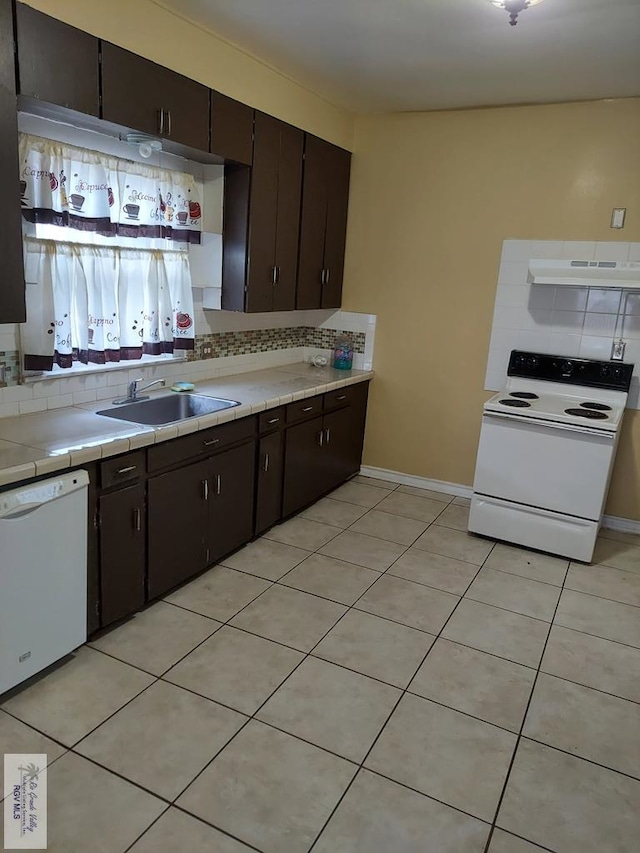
<box><xmin>0</xmin><ymin>364</ymin><xmax>373</xmax><ymax>488</ymax></box>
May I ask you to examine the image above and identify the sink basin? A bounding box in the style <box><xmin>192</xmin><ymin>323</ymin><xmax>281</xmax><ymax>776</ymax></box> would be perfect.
<box><xmin>96</xmin><ymin>394</ymin><xmax>240</xmax><ymax>426</ymax></box>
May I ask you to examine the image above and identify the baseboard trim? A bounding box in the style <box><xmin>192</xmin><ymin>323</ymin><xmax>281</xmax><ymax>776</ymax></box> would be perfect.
<box><xmin>359</xmin><ymin>465</ymin><xmax>640</xmax><ymax>533</ymax></box>
<box><xmin>601</xmin><ymin>514</ymin><xmax>640</xmax><ymax>534</ymax></box>
<box><xmin>359</xmin><ymin>466</ymin><xmax>474</xmax><ymax>500</ymax></box>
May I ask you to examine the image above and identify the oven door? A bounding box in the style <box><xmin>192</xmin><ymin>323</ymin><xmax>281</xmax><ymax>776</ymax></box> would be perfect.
<box><xmin>473</xmin><ymin>410</ymin><xmax>617</xmax><ymax>521</ymax></box>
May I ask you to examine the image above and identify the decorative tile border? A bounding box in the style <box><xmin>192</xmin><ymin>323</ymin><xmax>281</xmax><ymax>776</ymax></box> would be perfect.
<box><xmin>188</xmin><ymin>327</ymin><xmax>366</xmax><ymax>361</ymax></box>
<box><xmin>0</xmin><ymin>350</ymin><xmax>20</xmax><ymax>387</ymax></box>
<box><xmin>0</xmin><ymin>328</ymin><xmax>367</xmax><ymax>386</ymax></box>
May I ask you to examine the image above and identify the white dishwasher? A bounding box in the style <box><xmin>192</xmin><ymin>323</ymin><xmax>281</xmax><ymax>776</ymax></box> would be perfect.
<box><xmin>0</xmin><ymin>469</ymin><xmax>88</xmax><ymax>696</ymax></box>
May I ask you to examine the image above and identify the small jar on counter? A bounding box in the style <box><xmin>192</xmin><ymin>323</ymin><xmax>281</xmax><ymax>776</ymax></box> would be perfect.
<box><xmin>332</xmin><ymin>335</ymin><xmax>354</xmax><ymax>370</ymax></box>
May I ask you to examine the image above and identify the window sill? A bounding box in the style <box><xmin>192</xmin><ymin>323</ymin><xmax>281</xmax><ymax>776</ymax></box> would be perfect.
<box><xmin>22</xmin><ymin>353</ymin><xmax>189</xmax><ymax>385</ymax></box>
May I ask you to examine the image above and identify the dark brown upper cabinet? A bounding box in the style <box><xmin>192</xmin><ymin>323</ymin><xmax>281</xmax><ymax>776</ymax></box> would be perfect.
<box><xmin>101</xmin><ymin>42</ymin><xmax>210</xmax><ymax>151</ymax></box>
<box><xmin>211</xmin><ymin>90</ymin><xmax>253</xmax><ymax>164</ymax></box>
<box><xmin>15</xmin><ymin>3</ymin><xmax>99</xmax><ymax>116</ymax></box>
<box><xmin>297</xmin><ymin>135</ymin><xmax>351</xmax><ymax>310</ymax></box>
<box><xmin>222</xmin><ymin>112</ymin><xmax>303</xmax><ymax>313</ymax></box>
<box><xmin>0</xmin><ymin>0</ymin><xmax>25</xmax><ymax>323</ymax></box>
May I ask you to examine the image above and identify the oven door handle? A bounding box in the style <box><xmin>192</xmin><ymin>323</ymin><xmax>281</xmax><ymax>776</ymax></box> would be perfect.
<box><xmin>482</xmin><ymin>410</ymin><xmax>616</xmax><ymax>439</ymax></box>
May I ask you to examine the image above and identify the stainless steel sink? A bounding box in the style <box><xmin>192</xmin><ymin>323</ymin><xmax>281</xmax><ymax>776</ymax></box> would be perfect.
<box><xmin>96</xmin><ymin>394</ymin><xmax>240</xmax><ymax>426</ymax></box>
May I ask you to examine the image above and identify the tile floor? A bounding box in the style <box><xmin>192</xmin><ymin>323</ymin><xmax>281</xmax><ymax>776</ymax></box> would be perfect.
<box><xmin>2</xmin><ymin>475</ymin><xmax>640</xmax><ymax>852</ymax></box>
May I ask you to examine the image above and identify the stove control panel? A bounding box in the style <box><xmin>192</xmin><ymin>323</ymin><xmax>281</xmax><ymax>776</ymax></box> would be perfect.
<box><xmin>508</xmin><ymin>350</ymin><xmax>633</xmax><ymax>391</ymax></box>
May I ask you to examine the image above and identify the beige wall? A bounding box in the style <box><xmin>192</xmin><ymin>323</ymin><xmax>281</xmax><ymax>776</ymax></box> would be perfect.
<box><xmin>20</xmin><ymin>0</ymin><xmax>355</xmax><ymax>150</ymax></box>
<box><xmin>343</xmin><ymin>98</ymin><xmax>640</xmax><ymax>521</ymax></box>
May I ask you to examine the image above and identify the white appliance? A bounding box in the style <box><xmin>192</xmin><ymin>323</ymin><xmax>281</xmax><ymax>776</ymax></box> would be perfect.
<box><xmin>0</xmin><ymin>469</ymin><xmax>88</xmax><ymax>695</ymax></box>
<box><xmin>528</xmin><ymin>258</ymin><xmax>640</xmax><ymax>289</ymax></box>
<box><xmin>469</xmin><ymin>351</ymin><xmax>633</xmax><ymax>562</ymax></box>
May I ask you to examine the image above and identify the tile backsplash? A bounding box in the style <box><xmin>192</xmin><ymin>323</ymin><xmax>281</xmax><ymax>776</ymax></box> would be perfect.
<box><xmin>0</xmin><ymin>308</ymin><xmax>375</xmax><ymax>419</ymax></box>
<box><xmin>486</xmin><ymin>240</ymin><xmax>640</xmax><ymax>409</ymax></box>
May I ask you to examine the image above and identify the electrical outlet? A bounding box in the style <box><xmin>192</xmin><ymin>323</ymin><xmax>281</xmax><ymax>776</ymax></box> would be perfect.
<box><xmin>611</xmin><ymin>340</ymin><xmax>626</xmax><ymax>361</ymax></box>
<box><xmin>202</xmin><ymin>343</ymin><xmax>213</xmax><ymax>358</ymax></box>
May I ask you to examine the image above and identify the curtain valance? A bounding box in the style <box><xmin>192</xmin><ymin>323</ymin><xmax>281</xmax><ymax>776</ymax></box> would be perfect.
<box><xmin>19</xmin><ymin>134</ymin><xmax>202</xmax><ymax>244</ymax></box>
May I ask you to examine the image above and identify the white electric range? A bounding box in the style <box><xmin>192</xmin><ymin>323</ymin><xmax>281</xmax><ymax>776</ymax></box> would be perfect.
<box><xmin>469</xmin><ymin>350</ymin><xmax>634</xmax><ymax>562</ymax></box>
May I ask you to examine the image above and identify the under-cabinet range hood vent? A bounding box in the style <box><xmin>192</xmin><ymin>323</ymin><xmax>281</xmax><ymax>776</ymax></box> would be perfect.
<box><xmin>528</xmin><ymin>259</ymin><xmax>640</xmax><ymax>289</ymax></box>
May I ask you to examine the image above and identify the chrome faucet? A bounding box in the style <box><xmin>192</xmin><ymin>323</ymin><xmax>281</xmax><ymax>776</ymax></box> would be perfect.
<box><xmin>113</xmin><ymin>377</ymin><xmax>165</xmax><ymax>405</ymax></box>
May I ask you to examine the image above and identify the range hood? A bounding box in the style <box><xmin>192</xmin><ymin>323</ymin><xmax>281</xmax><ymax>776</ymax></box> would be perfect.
<box><xmin>528</xmin><ymin>259</ymin><xmax>640</xmax><ymax>289</ymax></box>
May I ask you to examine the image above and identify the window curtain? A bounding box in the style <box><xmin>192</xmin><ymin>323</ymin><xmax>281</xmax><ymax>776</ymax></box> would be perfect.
<box><xmin>19</xmin><ymin>134</ymin><xmax>202</xmax><ymax>244</ymax></box>
<box><xmin>22</xmin><ymin>239</ymin><xmax>195</xmax><ymax>372</ymax></box>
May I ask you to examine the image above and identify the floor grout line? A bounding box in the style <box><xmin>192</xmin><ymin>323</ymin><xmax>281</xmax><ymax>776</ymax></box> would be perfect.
<box><xmin>481</xmin><ymin>558</ymin><xmax>570</xmax><ymax>853</ymax></box>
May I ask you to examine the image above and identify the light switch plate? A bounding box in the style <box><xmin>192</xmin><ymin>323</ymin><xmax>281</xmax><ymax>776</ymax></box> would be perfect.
<box><xmin>611</xmin><ymin>208</ymin><xmax>626</xmax><ymax>229</ymax></box>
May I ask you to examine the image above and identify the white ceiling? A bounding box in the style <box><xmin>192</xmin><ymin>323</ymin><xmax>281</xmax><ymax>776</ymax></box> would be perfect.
<box><xmin>156</xmin><ymin>0</ymin><xmax>640</xmax><ymax>112</ymax></box>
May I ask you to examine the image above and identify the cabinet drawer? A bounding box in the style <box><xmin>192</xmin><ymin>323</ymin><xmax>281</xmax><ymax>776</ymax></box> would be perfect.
<box><xmin>100</xmin><ymin>450</ymin><xmax>146</xmax><ymax>489</ymax></box>
<box><xmin>285</xmin><ymin>396</ymin><xmax>324</xmax><ymax>424</ymax></box>
<box><xmin>323</xmin><ymin>387</ymin><xmax>355</xmax><ymax>412</ymax></box>
<box><xmin>259</xmin><ymin>407</ymin><xmax>285</xmax><ymax>433</ymax></box>
<box><xmin>148</xmin><ymin>416</ymin><xmax>256</xmax><ymax>472</ymax></box>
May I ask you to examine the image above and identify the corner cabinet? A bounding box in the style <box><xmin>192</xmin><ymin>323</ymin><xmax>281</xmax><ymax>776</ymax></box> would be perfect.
<box><xmin>211</xmin><ymin>91</ymin><xmax>254</xmax><ymax>164</ymax></box>
<box><xmin>0</xmin><ymin>0</ymin><xmax>25</xmax><ymax>323</ymax></box>
<box><xmin>101</xmin><ymin>42</ymin><xmax>210</xmax><ymax>151</ymax></box>
<box><xmin>222</xmin><ymin>112</ymin><xmax>303</xmax><ymax>312</ymax></box>
<box><xmin>296</xmin><ymin>135</ymin><xmax>352</xmax><ymax>310</ymax></box>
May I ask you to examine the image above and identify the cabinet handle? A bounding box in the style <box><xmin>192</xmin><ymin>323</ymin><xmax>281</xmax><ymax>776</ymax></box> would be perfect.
<box><xmin>133</xmin><ymin>507</ymin><xmax>141</xmax><ymax>532</ymax></box>
<box><xmin>301</xmin><ymin>405</ymin><xmax>314</xmax><ymax>413</ymax></box>
<box><xmin>267</xmin><ymin>417</ymin><xmax>280</xmax><ymax>425</ymax></box>
<box><xmin>158</xmin><ymin>108</ymin><xmax>164</xmax><ymax>135</ymax></box>
<box><xmin>335</xmin><ymin>395</ymin><xmax>347</xmax><ymax>402</ymax></box>
<box><xmin>325</xmin><ymin>268</ymin><xmax>331</xmax><ymax>284</ymax></box>
<box><xmin>202</xmin><ymin>479</ymin><xmax>209</xmax><ymax>500</ymax></box>
<box><xmin>167</xmin><ymin>109</ymin><xmax>172</xmax><ymax>137</ymax></box>
<box><xmin>325</xmin><ymin>427</ymin><xmax>331</xmax><ymax>444</ymax></box>
<box><xmin>263</xmin><ymin>453</ymin><xmax>270</xmax><ymax>473</ymax></box>
<box><xmin>116</xmin><ymin>465</ymin><xmax>137</xmax><ymax>475</ymax></box>
<box><xmin>216</xmin><ymin>473</ymin><xmax>222</xmax><ymax>495</ymax></box>
<box><xmin>203</xmin><ymin>438</ymin><xmax>220</xmax><ymax>447</ymax></box>
<box><xmin>320</xmin><ymin>268</ymin><xmax>326</xmax><ymax>285</ymax></box>
<box><xmin>318</xmin><ymin>430</ymin><xmax>324</xmax><ymax>447</ymax></box>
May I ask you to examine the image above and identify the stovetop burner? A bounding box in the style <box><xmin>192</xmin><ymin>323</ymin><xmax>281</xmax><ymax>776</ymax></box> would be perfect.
<box><xmin>510</xmin><ymin>392</ymin><xmax>539</xmax><ymax>399</ymax></box>
<box><xmin>565</xmin><ymin>408</ymin><xmax>609</xmax><ymax>420</ymax></box>
<box><xmin>580</xmin><ymin>402</ymin><xmax>612</xmax><ymax>411</ymax></box>
<box><xmin>499</xmin><ymin>399</ymin><xmax>531</xmax><ymax>408</ymax></box>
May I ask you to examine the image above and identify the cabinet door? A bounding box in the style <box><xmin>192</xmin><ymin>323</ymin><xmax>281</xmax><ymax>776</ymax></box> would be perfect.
<box><xmin>255</xmin><ymin>430</ymin><xmax>283</xmax><ymax>535</ymax></box>
<box><xmin>272</xmin><ymin>122</ymin><xmax>303</xmax><ymax>312</ymax></box>
<box><xmin>321</xmin><ymin>144</ymin><xmax>351</xmax><ymax>309</ymax></box>
<box><xmin>282</xmin><ymin>415</ymin><xmax>325</xmax><ymax>516</ymax></box>
<box><xmin>246</xmin><ymin>112</ymin><xmax>280</xmax><ymax>313</ymax></box>
<box><xmin>101</xmin><ymin>43</ymin><xmax>209</xmax><ymax>150</ymax></box>
<box><xmin>99</xmin><ymin>483</ymin><xmax>146</xmax><ymax>627</ymax></box>
<box><xmin>211</xmin><ymin>90</ymin><xmax>253</xmax><ymax>164</ymax></box>
<box><xmin>16</xmin><ymin>4</ymin><xmax>99</xmax><ymax>116</ymax></box>
<box><xmin>147</xmin><ymin>459</ymin><xmax>209</xmax><ymax>599</ymax></box>
<box><xmin>209</xmin><ymin>442</ymin><xmax>256</xmax><ymax>562</ymax></box>
<box><xmin>296</xmin><ymin>135</ymin><xmax>329</xmax><ymax>310</ymax></box>
<box><xmin>322</xmin><ymin>407</ymin><xmax>356</xmax><ymax>494</ymax></box>
<box><xmin>0</xmin><ymin>0</ymin><xmax>25</xmax><ymax>324</ymax></box>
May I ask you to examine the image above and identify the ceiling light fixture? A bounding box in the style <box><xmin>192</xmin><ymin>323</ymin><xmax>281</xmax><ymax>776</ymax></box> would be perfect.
<box><xmin>125</xmin><ymin>133</ymin><xmax>162</xmax><ymax>159</ymax></box>
<box><xmin>490</xmin><ymin>0</ymin><xmax>545</xmax><ymax>27</ymax></box>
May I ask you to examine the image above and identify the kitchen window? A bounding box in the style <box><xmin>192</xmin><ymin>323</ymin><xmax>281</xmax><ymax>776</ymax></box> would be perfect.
<box><xmin>19</xmin><ymin>133</ymin><xmax>201</xmax><ymax>375</ymax></box>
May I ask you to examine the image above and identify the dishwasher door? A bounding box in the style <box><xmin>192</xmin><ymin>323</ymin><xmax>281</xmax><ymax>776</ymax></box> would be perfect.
<box><xmin>0</xmin><ymin>469</ymin><xmax>88</xmax><ymax>696</ymax></box>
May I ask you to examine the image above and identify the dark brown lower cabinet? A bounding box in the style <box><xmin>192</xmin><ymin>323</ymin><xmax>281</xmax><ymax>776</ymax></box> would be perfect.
<box><xmin>147</xmin><ymin>458</ymin><xmax>209</xmax><ymax>600</ymax></box>
<box><xmin>209</xmin><ymin>442</ymin><xmax>256</xmax><ymax>562</ymax></box>
<box><xmin>282</xmin><ymin>415</ymin><xmax>326</xmax><ymax>516</ymax></box>
<box><xmin>255</xmin><ymin>430</ymin><xmax>284</xmax><ymax>535</ymax></box>
<box><xmin>99</xmin><ymin>483</ymin><xmax>146</xmax><ymax>627</ymax></box>
<box><xmin>283</xmin><ymin>382</ymin><xmax>369</xmax><ymax>517</ymax></box>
